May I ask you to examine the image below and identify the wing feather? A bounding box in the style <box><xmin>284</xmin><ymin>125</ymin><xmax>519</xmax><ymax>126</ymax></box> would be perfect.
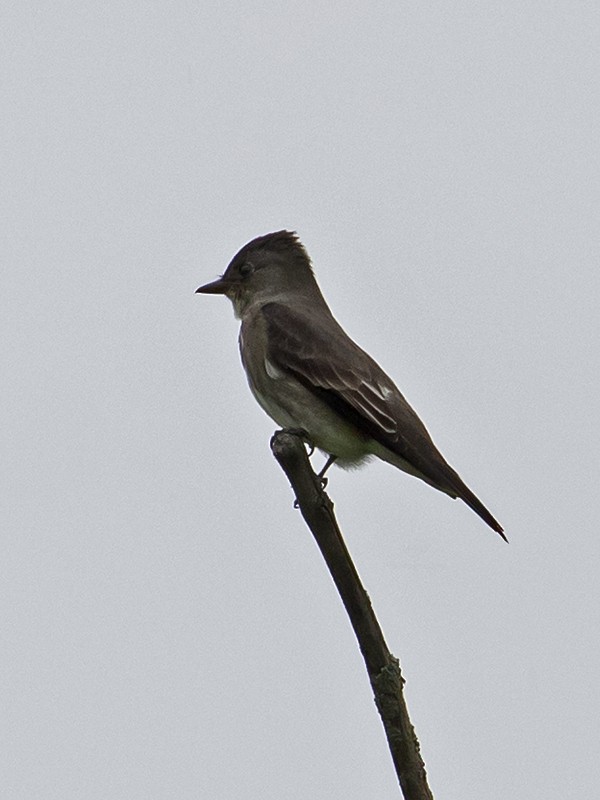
<box><xmin>260</xmin><ymin>301</ymin><xmax>505</xmax><ymax>539</ymax></box>
<box><xmin>261</xmin><ymin>302</ymin><xmax>444</xmax><ymax>472</ymax></box>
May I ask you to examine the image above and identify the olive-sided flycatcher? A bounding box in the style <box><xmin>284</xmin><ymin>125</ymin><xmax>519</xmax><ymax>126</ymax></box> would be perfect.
<box><xmin>196</xmin><ymin>231</ymin><xmax>505</xmax><ymax>540</ymax></box>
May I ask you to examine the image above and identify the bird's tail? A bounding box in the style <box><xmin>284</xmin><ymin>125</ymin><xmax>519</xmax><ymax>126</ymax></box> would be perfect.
<box><xmin>371</xmin><ymin>439</ymin><xmax>506</xmax><ymax>540</ymax></box>
<box><xmin>443</xmin><ymin>467</ymin><xmax>507</xmax><ymax>542</ymax></box>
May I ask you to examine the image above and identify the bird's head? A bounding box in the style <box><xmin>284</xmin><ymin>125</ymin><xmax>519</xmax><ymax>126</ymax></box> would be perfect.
<box><xmin>196</xmin><ymin>230</ymin><xmax>317</xmax><ymax>318</ymax></box>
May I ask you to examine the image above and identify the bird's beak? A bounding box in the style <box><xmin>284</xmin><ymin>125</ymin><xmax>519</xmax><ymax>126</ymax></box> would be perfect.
<box><xmin>195</xmin><ymin>276</ymin><xmax>230</xmax><ymax>295</ymax></box>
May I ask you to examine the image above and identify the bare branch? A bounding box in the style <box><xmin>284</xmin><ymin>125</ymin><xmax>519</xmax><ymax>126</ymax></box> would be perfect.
<box><xmin>270</xmin><ymin>430</ymin><xmax>434</xmax><ymax>799</ymax></box>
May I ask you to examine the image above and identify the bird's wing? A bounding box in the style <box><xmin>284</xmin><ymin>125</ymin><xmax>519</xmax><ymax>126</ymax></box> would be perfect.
<box><xmin>261</xmin><ymin>302</ymin><xmax>447</xmax><ymax>476</ymax></box>
<box><xmin>261</xmin><ymin>302</ymin><xmax>505</xmax><ymax>538</ymax></box>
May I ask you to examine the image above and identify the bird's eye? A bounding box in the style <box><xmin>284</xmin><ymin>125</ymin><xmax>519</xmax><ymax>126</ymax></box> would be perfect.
<box><xmin>239</xmin><ymin>262</ymin><xmax>255</xmax><ymax>278</ymax></box>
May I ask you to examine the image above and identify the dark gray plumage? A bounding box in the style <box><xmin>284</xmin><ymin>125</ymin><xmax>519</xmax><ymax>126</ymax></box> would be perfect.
<box><xmin>197</xmin><ymin>230</ymin><xmax>505</xmax><ymax>540</ymax></box>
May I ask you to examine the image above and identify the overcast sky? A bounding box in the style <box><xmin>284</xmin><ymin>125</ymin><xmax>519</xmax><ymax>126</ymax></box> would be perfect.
<box><xmin>3</xmin><ymin>3</ymin><xmax>599</xmax><ymax>798</ymax></box>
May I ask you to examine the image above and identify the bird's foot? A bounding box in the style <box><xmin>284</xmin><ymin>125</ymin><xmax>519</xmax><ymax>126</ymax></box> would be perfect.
<box><xmin>317</xmin><ymin>455</ymin><xmax>337</xmax><ymax>487</ymax></box>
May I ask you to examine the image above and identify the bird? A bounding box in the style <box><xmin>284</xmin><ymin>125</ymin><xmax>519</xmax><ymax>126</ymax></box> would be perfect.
<box><xmin>196</xmin><ymin>230</ymin><xmax>505</xmax><ymax>540</ymax></box>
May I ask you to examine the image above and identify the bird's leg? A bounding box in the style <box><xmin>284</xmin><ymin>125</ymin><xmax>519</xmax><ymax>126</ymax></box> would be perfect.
<box><xmin>317</xmin><ymin>455</ymin><xmax>337</xmax><ymax>488</ymax></box>
<box><xmin>292</xmin><ymin>453</ymin><xmax>336</xmax><ymax>508</ymax></box>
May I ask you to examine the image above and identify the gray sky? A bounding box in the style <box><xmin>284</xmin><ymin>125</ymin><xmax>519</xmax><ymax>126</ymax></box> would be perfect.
<box><xmin>3</xmin><ymin>2</ymin><xmax>599</xmax><ymax>798</ymax></box>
